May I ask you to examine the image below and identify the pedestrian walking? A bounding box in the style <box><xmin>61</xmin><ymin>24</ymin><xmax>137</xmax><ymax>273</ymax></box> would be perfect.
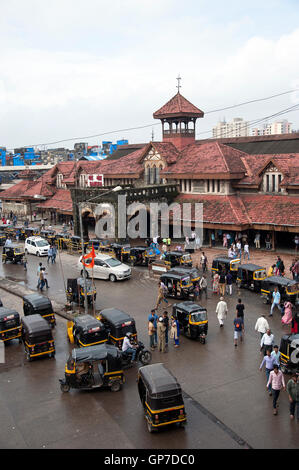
<box><xmin>260</xmin><ymin>349</ymin><xmax>276</xmax><ymax>395</ymax></box>
<box><xmin>163</xmin><ymin>310</ymin><xmax>169</xmax><ymax>348</ymax></box>
<box><xmin>271</xmin><ymin>345</ymin><xmax>281</xmax><ymax>368</ymax></box>
<box><xmin>52</xmin><ymin>244</ymin><xmax>57</xmax><ymax>263</ymax></box>
<box><xmin>39</xmin><ymin>269</ymin><xmax>46</xmax><ymax>291</ymax></box>
<box><xmin>199</xmin><ymin>274</ymin><xmax>208</xmax><ymax>300</ymax></box>
<box><xmin>155</xmin><ymin>281</ymin><xmax>168</xmax><ymax>310</ymax></box>
<box><xmin>200</xmin><ymin>252</ymin><xmax>207</xmax><ymax>273</ymax></box>
<box><xmin>157</xmin><ymin>316</ymin><xmax>166</xmax><ymax>353</ymax></box>
<box><xmin>287</xmin><ymin>373</ymin><xmax>299</xmax><ymax>420</ymax></box>
<box><xmin>255</xmin><ymin>314</ymin><xmax>269</xmax><ymax>339</ymax></box>
<box><xmin>269</xmin><ymin>287</ymin><xmax>282</xmax><ymax>316</ymax></box>
<box><xmin>267</xmin><ymin>364</ymin><xmax>285</xmax><ymax>415</ymax></box>
<box><xmin>254</xmin><ymin>232</ymin><xmax>261</xmax><ymax>249</ymax></box>
<box><xmin>170</xmin><ymin>315</ymin><xmax>180</xmax><ymax>347</ymax></box>
<box><xmin>47</xmin><ymin>246</ymin><xmax>53</xmax><ymax>264</ymax></box>
<box><xmin>193</xmin><ymin>282</ymin><xmax>200</xmax><ymax>301</ymax></box>
<box><xmin>236</xmin><ymin>298</ymin><xmax>245</xmax><ymax>322</ymax></box>
<box><xmin>225</xmin><ymin>271</ymin><xmax>233</xmax><ymax>295</ymax></box>
<box><xmin>40</xmin><ymin>218</ymin><xmax>45</xmax><ymax>229</ymax></box>
<box><xmin>41</xmin><ymin>267</ymin><xmax>49</xmax><ymax>289</ymax></box>
<box><xmin>148</xmin><ymin>314</ymin><xmax>156</xmax><ymax>350</ymax></box>
<box><xmin>260</xmin><ymin>329</ymin><xmax>274</xmax><ymax>355</ymax></box>
<box><xmin>212</xmin><ymin>272</ymin><xmax>220</xmax><ymax>294</ymax></box>
<box><xmin>148</xmin><ymin>309</ymin><xmax>158</xmax><ymax>346</ymax></box>
<box><xmin>233</xmin><ymin>312</ymin><xmax>244</xmax><ymax>347</ymax></box>
<box><xmin>23</xmin><ymin>255</ymin><xmax>28</xmax><ymax>271</ymax></box>
<box><xmin>236</xmin><ymin>240</ymin><xmax>242</xmax><ymax>259</ymax></box>
<box><xmin>36</xmin><ymin>262</ymin><xmax>43</xmax><ymax>289</ymax></box>
<box><xmin>281</xmin><ymin>301</ymin><xmax>293</xmax><ymax>327</ymax></box>
<box><xmin>218</xmin><ymin>270</ymin><xmax>226</xmax><ymax>296</ymax></box>
<box><xmin>243</xmin><ymin>243</ymin><xmax>250</xmax><ymax>261</ymax></box>
<box><xmin>265</xmin><ymin>233</ymin><xmax>271</xmax><ymax>250</ymax></box>
<box><xmin>216</xmin><ymin>297</ymin><xmax>228</xmax><ymax>328</ymax></box>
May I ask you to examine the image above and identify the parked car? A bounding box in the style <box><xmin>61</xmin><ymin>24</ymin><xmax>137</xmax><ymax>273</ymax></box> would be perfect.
<box><xmin>25</xmin><ymin>236</ymin><xmax>50</xmax><ymax>257</ymax></box>
<box><xmin>77</xmin><ymin>253</ymin><xmax>131</xmax><ymax>282</ymax></box>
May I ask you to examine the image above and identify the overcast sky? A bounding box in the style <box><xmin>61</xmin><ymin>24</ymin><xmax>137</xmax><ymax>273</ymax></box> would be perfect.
<box><xmin>1</xmin><ymin>0</ymin><xmax>299</xmax><ymax>150</ymax></box>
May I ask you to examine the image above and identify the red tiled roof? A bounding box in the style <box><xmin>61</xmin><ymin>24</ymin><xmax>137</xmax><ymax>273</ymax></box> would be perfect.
<box><xmin>162</xmin><ymin>142</ymin><xmax>247</xmax><ymax>177</ymax></box>
<box><xmin>151</xmin><ymin>142</ymin><xmax>180</xmax><ymax>165</ymax></box>
<box><xmin>153</xmin><ymin>92</ymin><xmax>204</xmax><ymax>119</ymax></box>
<box><xmin>36</xmin><ymin>189</ymin><xmax>73</xmax><ymax>212</ymax></box>
<box><xmin>0</xmin><ymin>180</ymin><xmax>36</xmax><ymax>199</ymax></box>
<box><xmin>22</xmin><ymin>177</ymin><xmax>55</xmax><ymax>198</ymax></box>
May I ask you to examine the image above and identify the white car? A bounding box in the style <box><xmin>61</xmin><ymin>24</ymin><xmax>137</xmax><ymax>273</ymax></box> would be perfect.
<box><xmin>25</xmin><ymin>236</ymin><xmax>50</xmax><ymax>257</ymax></box>
<box><xmin>78</xmin><ymin>253</ymin><xmax>131</xmax><ymax>282</ymax></box>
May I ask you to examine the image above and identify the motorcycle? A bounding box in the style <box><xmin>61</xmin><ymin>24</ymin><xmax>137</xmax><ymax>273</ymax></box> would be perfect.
<box><xmin>121</xmin><ymin>341</ymin><xmax>152</xmax><ymax>368</ymax></box>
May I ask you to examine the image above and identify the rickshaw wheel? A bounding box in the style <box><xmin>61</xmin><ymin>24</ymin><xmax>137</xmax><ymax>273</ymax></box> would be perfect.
<box><xmin>110</xmin><ymin>380</ymin><xmax>121</xmax><ymax>392</ymax></box>
<box><xmin>18</xmin><ymin>338</ymin><xmax>22</xmax><ymax>344</ymax></box>
<box><xmin>280</xmin><ymin>365</ymin><xmax>288</xmax><ymax>374</ymax></box>
<box><xmin>60</xmin><ymin>383</ymin><xmax>70</xmax><ymax>393</ymax></box>
<box><xmin>26</xmin><ymin>352</ymin><xmax>32</xmax><ymax>361</ymax></box>
<box><xmin>147</xmin><ymin>421</ymin><xmax>154</xmax><ymax>433</ymax></box>
<box><xmin>140</xmin><ymin>350</ymin><xmax>152</xmax><ymax>365</ymax></box>
<box><xmin>200</xmin><ymin>336</ymin><xmax>206</xmax><ymax>344</ymax></box>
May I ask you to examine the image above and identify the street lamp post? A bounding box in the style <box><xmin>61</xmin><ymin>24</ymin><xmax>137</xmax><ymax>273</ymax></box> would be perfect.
<box><xmin>78</xmin><ymin>185</ymin><xmax>122</xmax><ymax>316</ymax></box>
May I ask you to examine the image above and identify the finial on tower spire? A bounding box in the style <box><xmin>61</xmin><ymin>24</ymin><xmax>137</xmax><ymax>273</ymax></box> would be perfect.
<box><xmin>176</xmin><ymin>74</ymin><xmax>182</xmax><ymax>93</ymax></box>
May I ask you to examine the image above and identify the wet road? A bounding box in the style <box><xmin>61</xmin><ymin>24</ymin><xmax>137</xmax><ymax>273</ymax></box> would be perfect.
<box><xmin>1</xmin><ymin>250</ymin><xmax>299</xmax><ymax>449</ymax></box>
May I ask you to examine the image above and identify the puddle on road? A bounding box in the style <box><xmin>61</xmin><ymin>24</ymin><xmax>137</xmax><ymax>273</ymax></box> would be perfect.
<box><xmin>4</xmin><ymin>277</ymin><xmax>26</xmax><ymax>286</ymax></box>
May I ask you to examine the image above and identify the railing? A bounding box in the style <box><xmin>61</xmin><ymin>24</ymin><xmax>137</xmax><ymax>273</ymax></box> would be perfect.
<box><xmin>163</xmin><ymin>129</ymin><xmax>195</xmax><ymax>135</ymax></box>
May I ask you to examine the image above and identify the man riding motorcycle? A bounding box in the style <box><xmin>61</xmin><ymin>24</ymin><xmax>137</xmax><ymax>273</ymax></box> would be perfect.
<box><xmin>122</xmin><ymin>332</ymin><xmax>137</xmax><ymax>363</ymax></box>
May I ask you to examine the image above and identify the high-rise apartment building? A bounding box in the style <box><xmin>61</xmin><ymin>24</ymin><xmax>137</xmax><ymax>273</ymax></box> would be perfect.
<box><xmin>212</xmin><ymin>118</ymin><xmax>249</xmax><ymax>138</ymax></box>
<box><xmin>252</xmin><ymin>120</ymin><xmax>292</xmax><ymax>136</ymax></box>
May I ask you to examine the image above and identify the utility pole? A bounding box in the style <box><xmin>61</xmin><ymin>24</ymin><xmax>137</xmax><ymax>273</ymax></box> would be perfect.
<box><xmin>78</xmin><ymin>202</ymin><xmax>89</xmax><ymax>315</ymax></box>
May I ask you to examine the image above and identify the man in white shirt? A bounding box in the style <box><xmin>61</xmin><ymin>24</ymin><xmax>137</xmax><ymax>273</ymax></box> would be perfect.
<box><xmin>255</xmin><ymin>314</ymin><xmax>270</xmax><ymax>339</ymax></box>
<box><xmin>216</xmin><ymin>297</ymin><xmax>228</xmax><ymax>327</ymax></box>
<box><xmin>122</xmin><ymin>333</ymin><xmax>137</xmax><ymax>362</ymax></box>
<box><xmin>260</xmin><ymin>329</ymin><xmax>274</xmax><ymax>355</ymax></box>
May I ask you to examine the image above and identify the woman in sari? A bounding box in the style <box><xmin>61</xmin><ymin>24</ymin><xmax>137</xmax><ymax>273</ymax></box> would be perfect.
<box><xmin>212</xmin><ymin>272</ymin><xmax>220</xmax><ymax>294</ymax></box>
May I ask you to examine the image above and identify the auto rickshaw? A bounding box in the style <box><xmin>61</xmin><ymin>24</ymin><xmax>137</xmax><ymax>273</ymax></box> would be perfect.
<box><xmin>160</xmin><ymin>272</ymin><xmax>194</xmax><ymax>300</ymax></box>
<box><xmin>21</xmin><ymin>314</ymin><xmax>55</xmax><ymax>361</ymax></box>
<box><xmin>24</xmin><ymin>227</ymin><xmax>40</xmax><ymax>238</ymax></box>
<box><xmin>40</xmin><ymin>229</ymin><xmax>56</xmax><ymax>244</ymax></box>
<box><xmin>2</xmin><ymin>244</ymin><xmax>25</xmax><ymax>264</ymax></box>
<box><xmin>98</xmin><ymin>245</ymin><xmax>116</xmax><ymax>257</ymax></box>
<box><xmin>55</xmin><ymin>232</ymin><xmax>71</xmax><ymax>249</ymax></box>
<box><xmin>172</xmin><ymin>301</ymin><xmax>208</xmax><ymax>343</ymax></box>
<box><xmin>0</xmin><ymin>307</ymin><xmax>22</xmax><ymax>343</ymax></box>
<box><xmin>211</xmin><ymin>256</ymin><xmax>240</xmax><ymax>280</ymax></box>
<box><xmin>67</xmin><ymin>314</ymin><xmax>108</xmax><ymax>347</ymax></box>
<box><xmin>66</xmin><ymin>277</ymin><xmax>97</xmax><ymax>305</ymax></box>
<box><xmin>137</xmin><ymin>363</ymin><xmax>187</xmax><ymax>433</ymax></box>
<box><xmin>67</xmin><ymin>235</ymin><xmax>89</xmax><ymax>252</ymax></box>
<box><xmin>129</xmin><ymin>246</ymin><xmax>156</xmax><ymax>266</ymax></box>
<box><xmin>162</xmin><ymin>251</ymin><xmax>193</xmax><ymax>268</ymax></box>
<box><xmin>97</xmin><ymin>308</ymin><xmax>137</xmax><ymax>349</ymax></box>
<box><xmin>88</xmin><ymin>238</ymin><xmax>103</xmax><ymax>250</ymax></box>
<box><xmin>169</xmin><ymin>266</ymin><xmax>200</xmax><ymax>287</ymax></box>
<box><xmin>0</xmin><ymin>231</ymin><xmax>6</xmax><ymax>246</ymax></box>
<box><xmin>23</xmin><ymin>293</ymin><xmax>56</xmax><ymax>327</ymax></box>
<box><xmin>110</xmin><ymin>243</ymin><xmax>131</xmax><ymax>262</ymax></box>
<box><xmin>236</xmin><ymin>264</ymin><xmax>267</xmax><ymax>292</ymax></box>
<box><xmin>59</xmin><ymin>344</ymin><xmax>125</xmax><ymax>393</ymax></box>
<box><xmin>13</xmin><ymin>226</ymin><xmax>26</xmax><ymax>241</ymax></box>
<box><xmin>279</xmin><ymin>333</ymin><xmax>299</xmax><ymax>374</ymax></box>
<box><xmin>260</xmin><ymin>276</ymin><xmax>299</xmax><ymax>306</ymax></box>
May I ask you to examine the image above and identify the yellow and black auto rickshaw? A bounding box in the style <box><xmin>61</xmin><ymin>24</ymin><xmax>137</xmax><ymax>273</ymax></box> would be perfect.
<box><xmin>24</xmin><ymin>227</ymin><xmax>40</xmax><ymax>238</ymax></box>
<box><xmin>0</xmin><ymin>307</ymin><xmax>22</xmax><ymax>343</ymax></box>
<box><xmin>23</xmin><ymin>293</ymin><xmax>56</xmax><ymax>327</ymax></box>
<box><xmin>13</xmin><ymin>225</ymin><xmax>26</xmax><ymax>240</ymax></box>
<box><xmin>160</xmin><ymin>272</ymin><xmax>194</xmax><ymax>300</ymax></box>
<box><xmin>211</xmin><ymin>256</ymin><xmax>240</xmax><ymax>280</ymax></box>
<box><xmin>87</xmin><ymin>239</ymin><xmax>103</xmax><ymax>250</ymax></box>
<box><xmin>129</xmin><ymin>246</ymin><xmax>156</xmax><ymax>266</ymax></box>
<box><xmin>169</xmin><ymin>266</ymin><xmax>200</xmax><ymax>287</ymax></box>
<box><xmin>2</xmin><ymin>244</ymin><xmax>25</xmax><ymax>264</ymax></box>
<box><xmin>40</xmin><ymin>229</ymin><xmax>56</xmax><ymax>244</ymax></box>
<box><xmin>110</xmin><ymin>243</ymin><xmax>131</xmax><ymax>263</ymax></box>
<box><xmin>67</xmin><ymin>314</ymin><xmax>108</xmax><ymax>347</ymax></box>
<box><xmin>59</xmin><ymin>344</ymin><xmax>125</xmax><ymax>393</ymax></box>
<box><xmin>280</xmin><ymin>333</ymin><xmax>299</xmax><ymax>374</ymax></box>
<box><xmin>98</xmin><ymin>245</ymin><xmax>116</xmax><ymax>257</ymax></box>
<box><xmin>66</xmin><ymin>277</ymin><xmax>97</xmax><ymax>306</ymax></box>
<box><xmin>172</xmin><ymin>301</ymin><xmax>208</xmax><ymax>343</ymax></box>
<box><xmin>97</xmin><ymin>308</ymin><xmax>137</xmax><ymax>349</ymax></box>
<box><xmin>55</xmin><ymin>232</ymin><xmax>71</xmax><ymax>250</ymax></box>
<box><xmin>260</xmin><ymin>276</ymin><xmax>299</xmax><ymax>306</ymax></box>
<box><xmin>236</xmin><ymin>264</ymin><xmax>267</xmax><ymax>292</ymax></box>
<box><xmin>67</xmin><ymin>235</ymin><xmax>89</xmax><ymax>253</ymax></box>
<box><xmin>163</xmin><ymin>251</ymin><xmax>192</xmax><ymax>268</ymax></box>
<box><xmin>0</xmin><ymin>231</ymin><xmax>6</xmax><ymax>246</ymax></box>
<box><xmin>21</xmin><ymin>314</ymin><xmax>55</xmax><ymax>361</ymax></box>
<box><xmin>137</xmin><ymin>363</ymin><xmax>187</xmax><ymax>433</ymax></box>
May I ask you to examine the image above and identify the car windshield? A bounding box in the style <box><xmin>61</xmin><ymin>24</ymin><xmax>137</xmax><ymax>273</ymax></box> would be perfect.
<box><xmin>36</xmin><ymin>240</ymin><xmax>49</xmax><ymax>247</ymax></box>
<box><xmin>105</xmin><ymin>258</ymin><xmax>122</xmax><ymax>267</ymax></box>
<box><xmin>191</xmin><ymin>311</ymin><xmax>207</xmax><ymax>322</ymax></box>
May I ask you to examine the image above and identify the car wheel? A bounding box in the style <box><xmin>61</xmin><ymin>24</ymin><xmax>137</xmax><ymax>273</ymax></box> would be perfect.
<box><xmin>110</xmin><ymin>380</ymin><xmax>121</xmax><ymax>392</ymax></box>
<box><xmin>36</xmin><ymin>251</ymin><xmax>41</xmax><ymax>257</ymax></box>
<box><xmin>109</xmin><ymin>274</ymin><xmax>117</xmax><ymax>282</ymax></box>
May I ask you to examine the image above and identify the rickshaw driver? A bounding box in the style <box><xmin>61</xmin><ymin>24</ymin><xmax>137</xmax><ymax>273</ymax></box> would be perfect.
<box><xmin>122</xmin><ymin>332</ymin><xmax>137</xmax><ymax>362</ymax></box>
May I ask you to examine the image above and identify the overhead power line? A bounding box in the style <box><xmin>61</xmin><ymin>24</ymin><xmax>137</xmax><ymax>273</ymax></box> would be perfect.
<box><xmin>6</xmin><ymin>88</ymin><xmax>299</xmax><ymax>150</ymax></box>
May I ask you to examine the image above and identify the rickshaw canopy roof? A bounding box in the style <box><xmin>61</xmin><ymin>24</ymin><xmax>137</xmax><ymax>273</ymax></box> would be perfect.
<box><xmin>139</xmin><ymin>363</ymin><xmax>182</xmax><ymax>396</ymax></box>
<box><xmin>238</xmin><ymin>264</ymin><xmax>266</xmax><ymax>272</ymax></box>
<box><xmin>23</xmin><ymin>293</ymin><xmax>53</xmax><ymax>310</ymax></box>
<box><xmin>174</xmin><ymin>301</ymin><xmax>206</xmax><ymax>313</ymax></box>
<box><xmin>161</xmin><ymin>272</ymin><xmax>190</xmax><ymax>282</ymax></box>
<box><xmin>0</xmin><ymin>307</ymin><xmax>20</xmax><ymax>322</ymax></box>
<box><xmin>21</xmin><ymin>314</ymin><xmax>51</xmax><ymax>334</ymax></box>
<box><xmin>263</xmin><ymin>276</ymin><xmax>297</xmax><ymax>287</ymax></box>
<box><xmin>169</xmin><ymin>267</ymin><xmax>200</xmax><ymax>277</ymax></box>
<box><xmin>74</xmin><ymin>314</ymin><xmax>104</xmax><ymax>332</ymax></box>
<box><xmin>166</xmin><ymin>251</ymin><xmax>189</xmax><ymax>257</ymax></box>
<box><xmin>100</xmin><ymin>308</ymin><xmax>134</xmax><ymax>327</ymax></box>
<box><xmin>71</xmin><ymin>344</ymin><xmax>121</xmax><ymax>363</ymax></box>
